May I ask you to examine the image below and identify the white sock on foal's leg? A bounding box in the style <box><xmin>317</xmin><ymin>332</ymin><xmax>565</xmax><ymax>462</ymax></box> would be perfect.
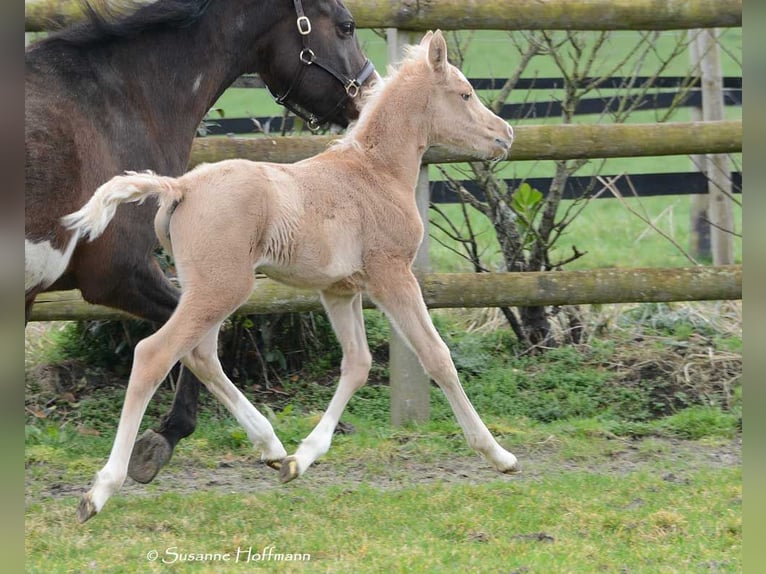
<box><xmin>182</xmin><ymin>330</ymin><xmax>287</xmax><ymax>465</ymax></box>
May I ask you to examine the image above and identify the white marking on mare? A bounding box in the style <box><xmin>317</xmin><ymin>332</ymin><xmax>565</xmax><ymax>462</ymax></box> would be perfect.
<box><xmin>192</xmin><ymin>74</ymin><xmax>203</xmax><ymax>94</ymax></box>
<box><xmin>25</xmin><ymin>232</ymin><xmax>79</xmax><ymax>292</ymax></box>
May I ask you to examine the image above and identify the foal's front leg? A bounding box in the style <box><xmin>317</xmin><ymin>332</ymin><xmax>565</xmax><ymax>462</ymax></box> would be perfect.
<box><xmin>280</xmin><ymin>291</ymin><xmax>371</xmax><ymax>483</ymax></box>
<box><xmin>368</xmin><ymin>268</ymin><xmax>519</xmax><ymax>474</ymax></box>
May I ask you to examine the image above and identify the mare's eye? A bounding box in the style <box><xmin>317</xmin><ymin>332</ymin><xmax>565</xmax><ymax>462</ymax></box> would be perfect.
<box><xmin>339</xmin><ymin>21</ymin><xmax>355</xmax><ymax>36</ymax></box>
<box><xmin>461</xmin><ymin>93</ymin><xmax>471</xmax><ymax>101</ymax></box>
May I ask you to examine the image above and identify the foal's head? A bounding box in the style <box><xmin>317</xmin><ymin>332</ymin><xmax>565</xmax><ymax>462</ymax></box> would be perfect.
<box><xmin>258</xmin><ymin>0</ymin><xmax>376</xmax><ymax>128</ymax></box>
<box><xmin>420</xmin><ymin>31</ymin><xmax>514</xmax><ymax>160</ymax></box>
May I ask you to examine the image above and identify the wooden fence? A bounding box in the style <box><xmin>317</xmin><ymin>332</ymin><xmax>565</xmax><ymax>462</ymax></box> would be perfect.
<box><xmin>186</xmin><ymin>122</ymin><xmax>741</xmax><ymax>166</ymax></box>
<box><xmin>30</xmin><ymin>266</ymin><xmax>742</xmax><ymax>322</ymax></box>
<box><xmin>25</xmin><ymin>0</ymin><xmax>743</xmax><ymax>425</ymax></box>
<box><xmin>25</xmin><ymin>0</ymin><xmax>743</xmax><ymax>32</ymax></box>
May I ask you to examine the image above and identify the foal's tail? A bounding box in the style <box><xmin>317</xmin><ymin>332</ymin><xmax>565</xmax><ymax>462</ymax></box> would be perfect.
<box><xmin>61</xmin><ymin>171</ymin><xmax>183</xmax><ymax>241</ymax></box>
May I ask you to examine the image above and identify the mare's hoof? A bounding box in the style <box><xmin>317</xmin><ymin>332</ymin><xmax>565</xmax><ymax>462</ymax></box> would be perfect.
<box><xmin>77</xmin><ymin>496</ymin><xmax>97</xmax><ymax>523</ymax></box>
<box><xmin>502</xmin><ymin>462</ymin><xmax>521</xmax><ymax>474</ymax></box>
<box><xmin>128</xmin><ymin>429</ymin><xmax>172</xmax><ymax>484</ymax></box>
<box><xmin>279</xmin><ymin>457</ymin><xmax>300</xmax><ymax>484</ymax></box>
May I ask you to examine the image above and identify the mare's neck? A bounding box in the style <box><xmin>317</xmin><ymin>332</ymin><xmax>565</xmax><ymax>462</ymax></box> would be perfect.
<box><xmin>101</xmin><ymin>3</ymin><xmax>275</xmax><ymax>172</ymax></box>
<box><xmin>350</xmin><ymin>74</ymin><xmax>430</xmax><ymax>191</ymax></box>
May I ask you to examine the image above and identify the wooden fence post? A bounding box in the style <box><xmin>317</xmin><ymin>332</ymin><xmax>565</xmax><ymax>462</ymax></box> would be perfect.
<box><xmin>387</xmin><ymin>28</ymin><xmax>431</xmax><ymax>426</ymax></box>
<box><xmin>696</xmin><ymin>28</ymin><xmax>734</xmax><ymax>265</ymax></box>
<box><xmin>688</xmin><ymin>30</ymin><xmax>711</xmax><ymax>261</ymax></box>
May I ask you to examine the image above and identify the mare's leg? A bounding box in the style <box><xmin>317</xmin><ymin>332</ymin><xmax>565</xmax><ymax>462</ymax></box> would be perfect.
<box><xmin>68</xmin><ymin>230</ymin><xmax>200</xmax><ymax>484</ymax></box>
<box><xmin>182</xmin><ymin>327</ymin><xmax>286</xmax><ymax>466</ymax></box>
<box><xmin>368</xmin><ymin>267</ymin><xmax>519</xmax><ymax>474</ymax></box>
<box><xmin>280</xmin><ymin>291</ymin><xmax>371</xmax><ymax>483</ymax></box>
<box><xmin>128</xmin><ymin>366</ymin><xmax>200</xmax><ymax>484</ymax></box>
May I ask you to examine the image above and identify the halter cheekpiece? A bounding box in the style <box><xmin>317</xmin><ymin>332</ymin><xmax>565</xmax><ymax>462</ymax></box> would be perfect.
<box><xmin>268</xmin><ymin>0</ymin><xmax>376</xmax><ymax>130</ymax></box>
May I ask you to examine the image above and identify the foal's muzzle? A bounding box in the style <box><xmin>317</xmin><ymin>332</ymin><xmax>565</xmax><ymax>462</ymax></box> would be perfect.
<box><xmin>493</xmin><ymin>124</ymin><xmax>514</xmax><ymax>158</ymax></box>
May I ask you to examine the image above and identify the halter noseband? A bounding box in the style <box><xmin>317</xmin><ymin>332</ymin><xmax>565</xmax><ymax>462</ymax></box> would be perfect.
<box><xmin>269</xmin><ymin>0</ymin><xmax>376</xmax><ymax>131</ymax></box>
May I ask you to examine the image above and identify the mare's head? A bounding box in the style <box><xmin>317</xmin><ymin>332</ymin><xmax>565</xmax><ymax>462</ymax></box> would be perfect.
<box><xmin>419</xmin><ymin>31</ymin><xmax>513</xmax><ymax>160</ymax></box>
<box><xmin>258</xmin><ymin>0</ymin><xmax>376</xmax><ymax>129</ymax></box>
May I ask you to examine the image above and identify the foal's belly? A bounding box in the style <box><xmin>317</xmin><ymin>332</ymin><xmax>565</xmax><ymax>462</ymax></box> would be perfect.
<box><xmin>257</xmin><ymin>261</ymin><xmax>365</xmax><ymax>293</ymax></box>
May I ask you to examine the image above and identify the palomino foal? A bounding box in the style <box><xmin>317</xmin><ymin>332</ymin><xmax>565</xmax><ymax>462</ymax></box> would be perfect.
<box><xmin>63</xmin><ymin>30</ymin><xmax>517</xmax><ymax>522</ymax></box>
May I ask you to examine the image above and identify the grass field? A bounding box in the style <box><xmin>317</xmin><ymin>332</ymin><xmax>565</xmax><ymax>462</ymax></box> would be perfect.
<box><xmin>25</xmin><ymin>440</ymin><xmax>741</xmax><ymax>573</ymax></box>
<box><xmin>429</xmin><ymin>195</ymin><xmax>743</xmax><ymax>272</ymax></box>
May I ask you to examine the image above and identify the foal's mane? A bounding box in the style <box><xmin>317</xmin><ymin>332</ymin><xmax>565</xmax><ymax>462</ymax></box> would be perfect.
<box><xmin>333</xmin><ymin>43</ymin><xmax>429</xmax><ymax>151</ymax></box>
<box><xmin>43</xmin><ymin>0</ymin><xmax>215</xmax><ymax>47</ymax></box>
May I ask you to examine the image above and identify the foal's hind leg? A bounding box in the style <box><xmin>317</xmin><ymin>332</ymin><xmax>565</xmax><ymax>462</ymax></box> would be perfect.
<box><xmin>78</xmin><ymin>297</ymin><xmax>218</xmax><ymax>522</ymax></box>
<box><xmin>182</xmin><ymin>327</ymin><xmax>286</xmax><ymax>466</ymax></box>
<box><xmin>280</xmin><ymin>291</ymin><xmax>371</xmax><ymax>483</ymax></box>
<box><xmin>368</xmin><ymin>267</ymin><xmax>519</xmax><ymax>474</ymax></box>
<box><xmin>69</xmin><ymin>235</ymin><xmax>201</xmax><ymax>483</ymax></box>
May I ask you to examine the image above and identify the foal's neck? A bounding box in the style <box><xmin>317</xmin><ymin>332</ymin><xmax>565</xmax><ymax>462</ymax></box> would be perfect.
<box><xmin>351</xmin><ymin>72</ymin><xmax>431</xmax><ymax>191</ymax></box>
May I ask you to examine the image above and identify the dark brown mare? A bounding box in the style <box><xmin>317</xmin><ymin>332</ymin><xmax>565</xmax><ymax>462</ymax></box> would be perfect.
<box><xmin>25</xmin><ymin>0</ymin><xmax>375</xmax><ymax>484</ymax></box>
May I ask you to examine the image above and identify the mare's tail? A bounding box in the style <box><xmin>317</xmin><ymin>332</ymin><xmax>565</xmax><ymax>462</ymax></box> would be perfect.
<box><xmin>61</xmin><ymin>171</ymin><xmax>183</xmax><ymax>241</ymax></box>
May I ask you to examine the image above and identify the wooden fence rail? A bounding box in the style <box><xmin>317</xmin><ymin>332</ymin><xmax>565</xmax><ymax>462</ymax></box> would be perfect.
<box><xmin>29</xmin><ymin>266</ymin><xmax>742</xmax><ymax>322</ymax></box>
<box><xmin>189</xmin><ymin>121</ymin><xmax>742</xmax><ymax>168</ymax></box>
<box><xmin>25</xmin><ymin>0</ymin><xmax>743</xmax><ymax>32</ymax></box>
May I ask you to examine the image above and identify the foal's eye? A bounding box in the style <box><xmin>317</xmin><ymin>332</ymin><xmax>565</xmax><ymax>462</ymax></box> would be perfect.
<box><xmin>339</xmin><ymin>21</ymin><xmax>355</xmax><ymax>36</ymax></box>
<box><xmin>461</xmin><ymin>92</ymin><xmax>471</xmax><ymax>101</ymax></box>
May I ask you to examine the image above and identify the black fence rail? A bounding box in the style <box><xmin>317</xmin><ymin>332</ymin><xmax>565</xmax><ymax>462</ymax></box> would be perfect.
<box><xmin>430</xmin><ymin>171</ymin><xmax>743</xmax><ymax>202</ymax></box>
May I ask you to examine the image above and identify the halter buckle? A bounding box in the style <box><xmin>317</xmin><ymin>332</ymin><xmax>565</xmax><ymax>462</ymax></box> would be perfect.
<box><xmin>299</xmin><ymin>48</ymin><xmax>315</xmax><ymax>65</ymax></box>
<box><xmin>345</xmin><ymin>80</ymin><xmax>361</xmax><ymax>98</ymax></box>
<box><xmin>307</xmin><ymin>116</ymin><xmax>321</xmax><ymax>132</ymax></box>
<box><xmin>296</xmin><ymin>16</ymin><xmax>311</xmax><ymax>35</ymax></box>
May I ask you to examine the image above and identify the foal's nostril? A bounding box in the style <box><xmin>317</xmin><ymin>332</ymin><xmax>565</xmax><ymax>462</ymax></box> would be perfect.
<box><xmin>494</xmin><ymin>137</ymin><xmax>510</xmax><ymax>150</ymax></box>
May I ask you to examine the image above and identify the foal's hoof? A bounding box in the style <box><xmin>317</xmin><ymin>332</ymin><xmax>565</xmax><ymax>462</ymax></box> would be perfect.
<box><xmin>502</xmin><ymin>462</ymin><xmax>521</xmax><ymax>474</ymax></box>
<box><xmin>77</xmin><ymin>496</ymin><xmax>97</xmax><ymax>524</ymax></box>
<box><xmin>128</xmin><ymin>429</ymin><xmax>173</xmax><ymax>484</ymax></box>
<box><xmin>279</xmin><ymin>456</ymin><xmax>300</xmax><ymax>484</ymax></box>
<box><xmin>265</xmin><ymin>459</ymin><xmax>282</xmax><ymax>471</ymax></box>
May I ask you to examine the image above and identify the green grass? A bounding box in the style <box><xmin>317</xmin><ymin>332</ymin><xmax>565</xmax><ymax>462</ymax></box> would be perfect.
<box><xmin>25</xmin><ymin>465</ymin><xmax>741</xmax><ymax>574</ymax></box>
<box><xmin>25</xmin><ymin>387</ymin><xmax>742</xmax><ymax>572</ymax></box>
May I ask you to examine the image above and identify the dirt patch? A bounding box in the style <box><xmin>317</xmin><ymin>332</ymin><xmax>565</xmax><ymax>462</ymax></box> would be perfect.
<box><xmin>26</xmin><ymin>435</ymin><xmax>741</xmax><ymax>507</ymax></box>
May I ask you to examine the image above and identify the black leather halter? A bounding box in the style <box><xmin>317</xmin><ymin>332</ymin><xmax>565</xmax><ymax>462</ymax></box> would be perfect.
<box><xmin>269</xmin><ymin>0</ymin><xmax>376</xmax><ymax>131</ymax></box>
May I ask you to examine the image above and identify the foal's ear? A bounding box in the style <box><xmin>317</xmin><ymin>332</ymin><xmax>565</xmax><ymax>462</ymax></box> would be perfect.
<box><xmin>427</xmin><ymin>30</ymin><xmax>447</xmax><ymax>76</ymax></box>
<box><xmin>419</xmin><ymin>30</ymin><xmax>434</xmax><ymax>46</ymax></box>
